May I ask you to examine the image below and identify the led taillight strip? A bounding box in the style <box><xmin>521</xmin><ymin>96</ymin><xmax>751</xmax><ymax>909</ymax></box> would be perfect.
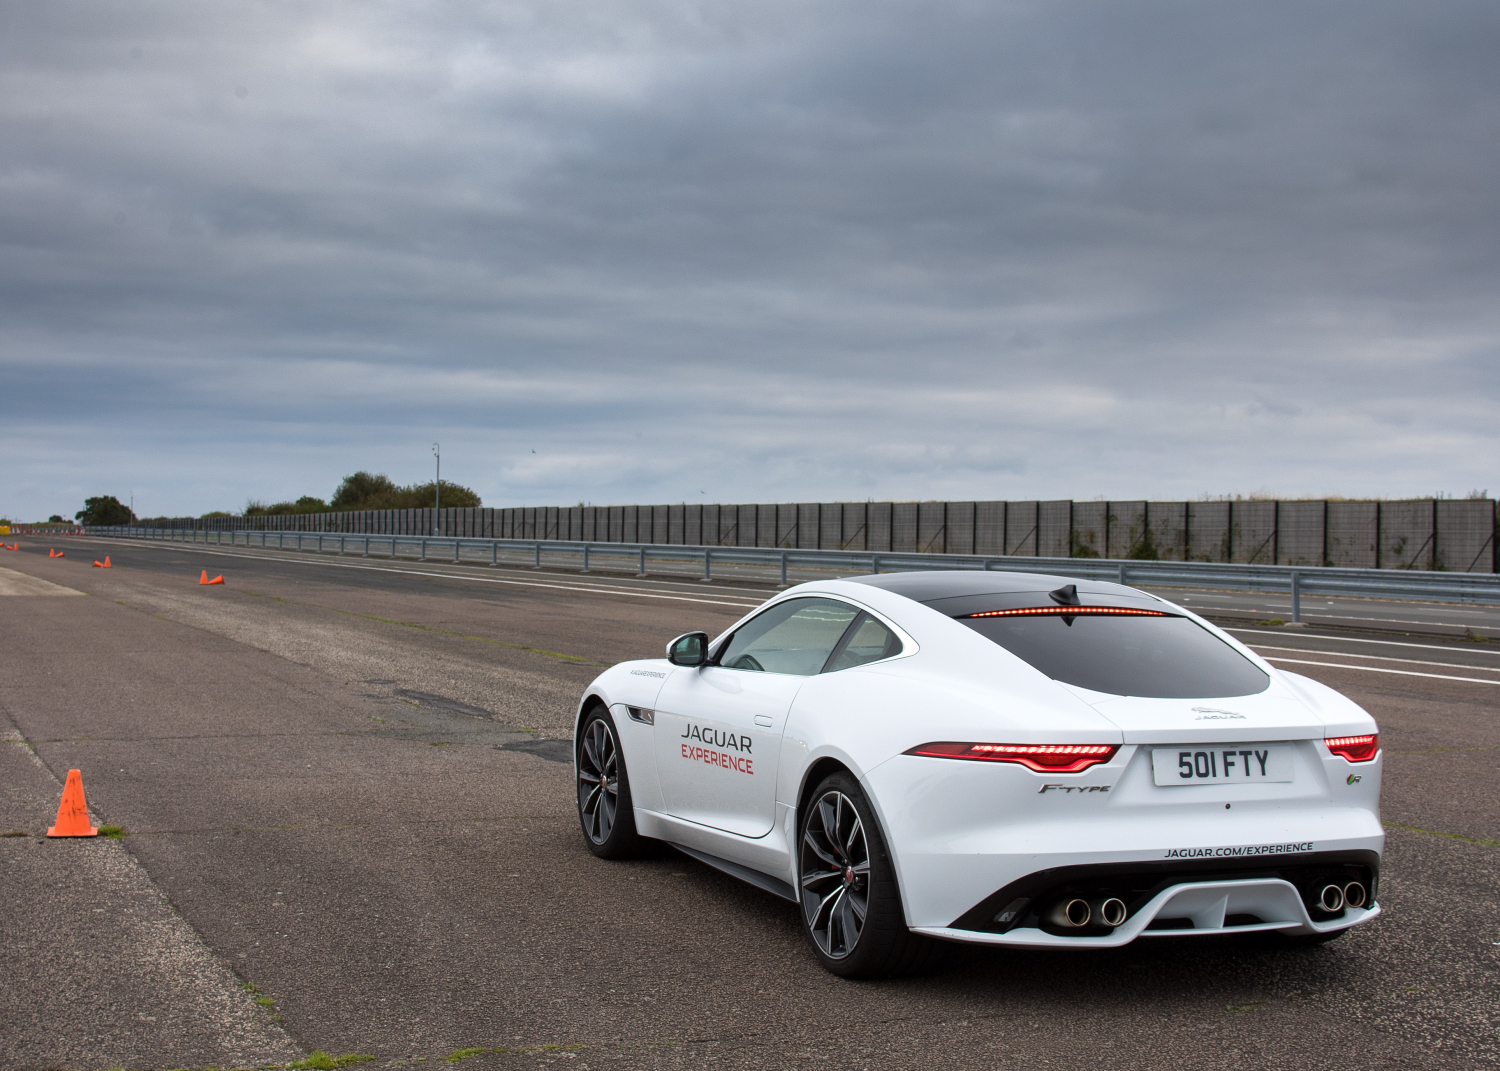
<box><xmin>905</xmin><ymin>742</ymin><xmax>1119</xmax><ymax>772</ymax></box>
<box><xmin>964</xmin><ymin>607</ymin><xmax>1167</xmax><ymax>618</ymax></box>
<box><xmin>1324</xmin><ymin>735</ymin><xmax>1379</xmax><ymax>762</ymax></box>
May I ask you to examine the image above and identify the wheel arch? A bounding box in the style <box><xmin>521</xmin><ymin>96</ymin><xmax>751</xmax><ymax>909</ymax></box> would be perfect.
<box><xmin>796</xmin><ymin>755</ymin><xmax>856</xmax><ymax>827</ymax></box>
<box><xmin>574</xmin><ymin>691</ymin><xmax>609</xmax><ymax>739</ymax></box>
<box><xmin>793</xmin><ymin>753</ymin><xmax>915</xmax><ymax>926</ymax></box>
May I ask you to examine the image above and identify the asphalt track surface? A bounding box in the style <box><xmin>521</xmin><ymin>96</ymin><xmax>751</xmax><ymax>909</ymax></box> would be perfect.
<box><xmin>1</xmin><ymin>537</ymin><xmax>1497</xmax><ymax>1070</ymax></box>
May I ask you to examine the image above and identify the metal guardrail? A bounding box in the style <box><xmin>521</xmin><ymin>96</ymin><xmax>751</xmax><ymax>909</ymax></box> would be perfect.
<box><xmin>91</xmin><ymin>526</ymin><xmax>1500</xmax><ymax>622</ymax></box>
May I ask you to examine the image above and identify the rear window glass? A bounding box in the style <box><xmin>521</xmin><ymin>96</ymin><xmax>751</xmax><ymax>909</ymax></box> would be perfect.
<box><xmin>958</xmin><ymin>612</ymin><xmax>1269</xmax><ymax>698</ymax></box>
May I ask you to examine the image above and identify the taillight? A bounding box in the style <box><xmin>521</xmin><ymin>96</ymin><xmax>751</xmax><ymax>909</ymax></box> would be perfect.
<box><xmin>904</xmin><ymin>742</ymin><xmax>1118</xmax><ymax>772</ymax></box>
<box><xmin>1324</xmin><ymin>735</ymin><xmax>1379</xmax><ymax>762</ymax></box>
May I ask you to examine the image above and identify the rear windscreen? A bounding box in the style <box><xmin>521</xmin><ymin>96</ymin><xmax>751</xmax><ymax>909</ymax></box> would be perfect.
<box><xmin>958</xmin><ymin>613</ymin><xmax>1270</xmax><ymax>698</ymax></box>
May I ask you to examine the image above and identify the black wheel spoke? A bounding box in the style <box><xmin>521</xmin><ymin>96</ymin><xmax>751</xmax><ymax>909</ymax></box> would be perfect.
<box><xmin>845</xmin><ymin>817</ymin><xmax>863</xmax><ymax>857</ymax></box>
<box><xmin>846</xmin><ymin>888</ymin><xmax>868</xmax><ymax>924</ymax></box>
<box><xmin>802</xmin><ymin>830</ymin><xmax>841</xmax><ymax>869</ymax></box>
<box><xmin>820</xmin><ymin>798</ymin><xmax>843</xmax><ymax>860</ymax></box>
<box><xmin>801</xmin><ymin>867</ymin><xmax>842</xmax><ymax>890</ymax></box>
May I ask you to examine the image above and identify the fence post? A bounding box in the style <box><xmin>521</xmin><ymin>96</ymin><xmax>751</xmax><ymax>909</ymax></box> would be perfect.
<box><xmin>536</xmin><ymin>542</ymin><xmax>543</xmax><ymax>569</ymax></box>
<box><xmin>1118</xmin><ymin>563</ymin><xmax>1128</xmax><ymax>586</ymax></box>
<box><xmin>492</xmin><ymin>540</ymin><xmax>498</xmax><ymax>567</ymax></box>
<box><xmin>421</xmin><ymin>538</ymin><xmax>426</xmax><ymax>561</ymax></box>
<box><xmin>1290</xmin><ymin>570</ymin><xmax>1302</xmax><ymax>623</ymax></box>
<box><xmin>454</xmin><ymin>539</ymin><xmax>460</xmax><ymax>564</ymax></box>
<box><xmin>702</xmin><ymin>548</ymin><xmax>712</xmax><ymax>582</ymax></box>
<box><xmin>364</xmin><ymin>536</ymin><xmax>369</xmax><ymax>557</ymax></box>
<box><xmin>638</xmin><ymin>546</ymin><xmax>647</xmax><ymax>576</ymax></box>
<box><xmin>582</xmin><ymin>544</ymin><xmax>590</xmax><ymax>572</ymax></box>
<box><xmin>780</xmin><ymin>551</ymin><xmax>789</xmax><ymax>587</ymax></box>
<box><xmin>872</xmin><ymin>555</ymin><xmax>880</xmax><ymax>574</ymax></box>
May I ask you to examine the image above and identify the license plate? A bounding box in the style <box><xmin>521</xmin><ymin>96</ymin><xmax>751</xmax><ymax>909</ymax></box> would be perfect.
<box><xmin>1152</xmin><ymin>744</ymin><xmax>1293</xmax><ymax>786</ymax></box>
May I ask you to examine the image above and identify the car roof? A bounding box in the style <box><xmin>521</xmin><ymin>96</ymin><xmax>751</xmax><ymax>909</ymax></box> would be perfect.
<box><xmin>838</xmin><ymin>569</ymin><xmax>1140</xmax><ymax>605</ymax></box>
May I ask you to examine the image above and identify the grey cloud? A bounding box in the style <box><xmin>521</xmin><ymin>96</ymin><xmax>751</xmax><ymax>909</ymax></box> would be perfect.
<box><xmin>1</xmin><ymin>0</ymin><xmax>1497</xmax><ymax>518</ymax></box>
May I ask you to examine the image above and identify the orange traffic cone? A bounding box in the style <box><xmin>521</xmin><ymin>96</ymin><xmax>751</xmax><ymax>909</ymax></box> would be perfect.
<box><xmin>47</xmin><ymin>769</ymin><xmax>98</xmax><ymax>837</ymax></box>
<box><xmin>199</xmin><ymin>570</ymin><xmax>224</xmax><ymax>585</ymax></box>
<box><xmin>93</xmin><ymin>557</ymin><xmax>112</xmax><ymax>568</ymax></box>
<box><xmin>207</xmin><ymin>574</ymin><xmax>224</xmax><ymax>585</ymax></box>
<box><xmin>49</xmin><ymin>548</ymin><xmax>64</xmax><ymax>558</ymax></box>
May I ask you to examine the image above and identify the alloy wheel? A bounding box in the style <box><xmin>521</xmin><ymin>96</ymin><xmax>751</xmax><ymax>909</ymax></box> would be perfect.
<box><xmin>577</xmin><ymin>717</ymin><xmax>619</xmax><ymax>844</ymax></box>
<box><xmin>800</xmin><ymin>790</ymin><xmax>870</xmax><ymax>958</ymax></box>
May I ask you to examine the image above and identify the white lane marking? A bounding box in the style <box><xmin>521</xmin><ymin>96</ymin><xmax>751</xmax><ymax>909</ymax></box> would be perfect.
<box><xmin>0</xmin><ymin>566</ymin><xmax>85</xmax><ymax>597</ymax></box>
<box><xmin>1136</xmin><ymin>590</ymin><xmax>1499</xmax><ymax>632</ymax></box>
<box><xmin>1226</xmin><ymin>611</ymin><xmax>1500</xmax><ymax>631</ymax></box>
<box><xmin>1263</xmin><ymin>657</ymin><xmax>1500</xmax><ymax>686</ymax></box>
<box><xmin>1245</xmin><ymin>644</ymin><xmax>1500</xmax><ymax>673</ymax></box>
<box><xmin>83</xmin><ymin>541</ymin><xmax>767</xmax><ymax>609</ymax></box>
<box><xmin>1225</xmin><ymin>628</ymin><xmax>1500</xmax><ymax>657</ymax></box>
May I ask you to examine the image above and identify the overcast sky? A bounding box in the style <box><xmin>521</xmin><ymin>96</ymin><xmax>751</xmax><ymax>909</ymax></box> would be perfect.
<box><xmin>2</xmin><ymin>0</ymin><xmax>1497</xmax><ymax>519</ymax></box>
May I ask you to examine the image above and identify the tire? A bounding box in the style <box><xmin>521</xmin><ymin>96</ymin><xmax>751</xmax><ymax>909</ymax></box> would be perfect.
<box><xmin>798</xmin><ymin>772</ymin><xmax>937</xmax><ymax>979</ymax></box>
<box><xmin>576</xmin><ymin>706</ymin><xmax>645</xmax><ymax>859</ymax></box>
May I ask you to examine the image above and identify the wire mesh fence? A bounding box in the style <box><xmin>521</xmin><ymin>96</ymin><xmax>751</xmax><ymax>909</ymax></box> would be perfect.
<box><xmin>132</xmin><ymin>498</ymin><xmax>1496</xmax><ymax>572</ymax></box>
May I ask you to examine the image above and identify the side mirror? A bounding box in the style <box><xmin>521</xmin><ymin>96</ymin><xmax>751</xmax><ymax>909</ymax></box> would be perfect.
<box><xmin>667</xmin><ymin>631</ymin><xmax>710</xmax><ymax>667</ymax></box>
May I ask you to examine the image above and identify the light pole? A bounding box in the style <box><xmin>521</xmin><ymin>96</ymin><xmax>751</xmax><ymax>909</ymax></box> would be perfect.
<box><xmin>432</xmin><ymin>443</ymin><xmax>440</xmax><ymax>535</ymax></box>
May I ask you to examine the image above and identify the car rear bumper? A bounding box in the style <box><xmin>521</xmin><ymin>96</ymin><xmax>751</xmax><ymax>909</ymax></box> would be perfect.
<box><xmin>917</xmin><ymin>878</ymin><xmax>1379</xmax><ymax>948</ymax></box>
<box><xmin>866</xmin><ymin>749</ymin><xmax>1384</xmax><ymax>929</ymax></box>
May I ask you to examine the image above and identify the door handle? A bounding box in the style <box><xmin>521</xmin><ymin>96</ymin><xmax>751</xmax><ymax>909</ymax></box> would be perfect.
<box><xmin>754</xmin><ymin>715</ymin><xmax>774</xmax><ymax>727</ymax></box>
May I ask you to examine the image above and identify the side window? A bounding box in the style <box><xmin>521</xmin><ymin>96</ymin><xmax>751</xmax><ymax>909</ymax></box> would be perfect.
<box><xmin>824</xmin><ymin>613</ymin><xmax>903</xmax><ymax>672</ymax></box>
<box><xmin>718</xmin><ymin>598</ymin><xmax>859</xmax><ymax>676</ymax></box>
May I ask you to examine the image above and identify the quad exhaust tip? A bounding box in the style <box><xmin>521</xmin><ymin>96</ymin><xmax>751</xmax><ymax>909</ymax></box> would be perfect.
<box><xmin>1048</xmin><ymin>898</ymin><xmax>1093</xmax><ymax>929</ymax></box>
<box><xmin>1093</xmin><ymin>897</ymin><xmax>1128</xmax><ymax>928</ymax></box>
<box><xmin>1047</xmin><ymin>897</ymin><xmax>1128</xmax><ymax>930</ymax></box>
<box><xmin>1342</xmin><ymin>881</ymin><xmax>1367</xmax><ymax>909</ymax></box>
<box><xmin>1318</xmin><ymin>884</ymin><xmax>1345</xmax><ymax>912</ymax></box>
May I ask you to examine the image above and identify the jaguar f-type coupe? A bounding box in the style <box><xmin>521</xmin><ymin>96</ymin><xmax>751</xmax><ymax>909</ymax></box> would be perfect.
<box><xmin>572</xmin><ymin>570</ymin><xmax>1382</xmax><ymax>977</ymax></box>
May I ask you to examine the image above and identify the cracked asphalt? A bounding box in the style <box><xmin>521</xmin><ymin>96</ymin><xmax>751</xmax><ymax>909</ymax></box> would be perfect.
<box><xmin>1</xmin><ymin>536</ymin><xmax>1497</xmax><ymax>1070</ymax></box>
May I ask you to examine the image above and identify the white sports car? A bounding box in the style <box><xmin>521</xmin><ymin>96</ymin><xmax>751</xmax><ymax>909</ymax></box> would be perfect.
<box><xmin>573</xmin><ymin>571</ymin><xmax>1382</xmax><ymax>977</ymax></box>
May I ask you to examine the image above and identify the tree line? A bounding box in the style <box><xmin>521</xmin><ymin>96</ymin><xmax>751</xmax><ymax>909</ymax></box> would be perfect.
<box><xmin>234</xmin><ymin>471</ymin><xmax>481</xmax><ymax>517</ymax></box>
<box><xmin>69</xmin><ymin>471</ymin><xmax>482</xmax><ymax>526</ymax></box>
